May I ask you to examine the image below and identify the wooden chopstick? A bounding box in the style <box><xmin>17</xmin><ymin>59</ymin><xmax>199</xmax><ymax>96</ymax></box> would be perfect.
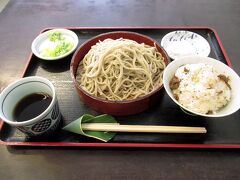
<box><xmin>81</xmin><ymin>123</ymin><xmax>207</xmax><ymax>133</ymax></box>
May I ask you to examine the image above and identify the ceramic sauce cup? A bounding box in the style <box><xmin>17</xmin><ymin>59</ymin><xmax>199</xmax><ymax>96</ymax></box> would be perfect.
<box><xmin>0</xmin><ymin>76</ymin><xmax>61</xmax><ymax>136</ymax></box>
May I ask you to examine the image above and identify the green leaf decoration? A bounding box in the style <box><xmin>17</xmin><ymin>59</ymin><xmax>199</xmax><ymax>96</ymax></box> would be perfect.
<box><xmin>62</xmin><ymin>114</ymin><xmax>118</xmax><ymax>142</ymax></box>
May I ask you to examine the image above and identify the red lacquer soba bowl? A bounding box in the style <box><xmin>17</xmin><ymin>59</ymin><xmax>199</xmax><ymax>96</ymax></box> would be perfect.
<box><xmin>70</xmin><ymin>31</ymin><xmax>170</xmax><ymax>116</ymax></box>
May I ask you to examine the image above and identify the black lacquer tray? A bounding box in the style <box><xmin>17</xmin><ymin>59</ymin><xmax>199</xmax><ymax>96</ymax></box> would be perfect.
<box><xmin>1</xmin><ymin>27</ymin><xmax>240</xmax><ymax>148</ymax></box>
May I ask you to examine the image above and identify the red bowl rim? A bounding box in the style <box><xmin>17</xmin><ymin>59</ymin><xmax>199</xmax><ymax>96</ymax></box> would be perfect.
<box><xmin>70</xmin><ymin>31</ymin><xmax>170</xmax><ymax>104</ymax></box>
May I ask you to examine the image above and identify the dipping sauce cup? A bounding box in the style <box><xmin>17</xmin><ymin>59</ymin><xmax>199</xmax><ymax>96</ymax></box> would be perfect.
<box><xmin>0</xmin><ymin>76</ymin><xmax>61</xmax><ymax>136</ymax></box>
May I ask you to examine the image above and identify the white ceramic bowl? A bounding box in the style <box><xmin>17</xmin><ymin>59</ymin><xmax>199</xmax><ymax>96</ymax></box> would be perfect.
<box><xmin>31</xmin><ymin>28</ymin><xmax>79</xmax><ymax>60</ymax></box>
<box><xmin>161</xmin><ymin>31</ymin><xmax>210</xmax><ymax>60</ymax></box>
<box><xmin>163</xmin><ymin>56</ymin><xmax>240</xmax><ymax>117</ymax></box>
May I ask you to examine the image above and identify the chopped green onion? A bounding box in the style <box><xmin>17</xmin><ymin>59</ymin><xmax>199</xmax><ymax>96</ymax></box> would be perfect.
<box><xmin>48</xmin><ymin>32</ymin><xmax>64</xmax><ymax>42</ymax></box>
<box><xmin>41</xmin><ymin>31</ymin><xmax>74</xmax><ymax>58</ymax></box>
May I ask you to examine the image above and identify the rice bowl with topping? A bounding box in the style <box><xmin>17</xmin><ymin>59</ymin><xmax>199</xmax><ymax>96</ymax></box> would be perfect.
<box><xmin>163</xmin><ymin>56</ymin><xmax>240</xmax><ymax>117</ymax></box>
<box><xmin>170</xmin><ymin>63</ymin><xmax>231</xmax><ymax>114</ymax></box>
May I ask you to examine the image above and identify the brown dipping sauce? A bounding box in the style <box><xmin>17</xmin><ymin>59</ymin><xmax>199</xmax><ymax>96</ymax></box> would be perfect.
<box><xmin>13</xmin><ymin>93</ymin><xmax>52</xmax><ymax>122</ymax></box>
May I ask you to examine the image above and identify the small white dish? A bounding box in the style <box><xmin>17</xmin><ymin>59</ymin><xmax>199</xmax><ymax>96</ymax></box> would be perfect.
<box><xmin>31</xmin><ymin>28</ymin><xmax>79</xmax><ymax>60</ymax></box>
<box><xmin>161</xmin><ymin>31</ymin><xmax>211</xmax><ymax>60</ymax></box>
<box><xmin>163</xmin><ymin>56</ymin><xmax>240</xmax><ymax>117</ymax></box>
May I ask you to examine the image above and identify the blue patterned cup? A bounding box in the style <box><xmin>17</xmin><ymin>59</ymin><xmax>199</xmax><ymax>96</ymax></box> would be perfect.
<box><xmin>0</xmin><ymin>76</ymin><xmax>61</xmax><ymax>136</ymax></box>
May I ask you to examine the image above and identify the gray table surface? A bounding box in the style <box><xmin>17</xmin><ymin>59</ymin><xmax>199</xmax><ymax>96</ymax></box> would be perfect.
<box><xmin>0</xmin><ymin>0</ymin><xmax>240</xmax><ymax>179</ymax></box>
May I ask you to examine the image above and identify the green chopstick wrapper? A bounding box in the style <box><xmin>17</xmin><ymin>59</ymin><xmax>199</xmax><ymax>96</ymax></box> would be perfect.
<box><xmin>62</xmin><ymin>114</ymin><xmax>118</xmax><ymax>142</ymax></box>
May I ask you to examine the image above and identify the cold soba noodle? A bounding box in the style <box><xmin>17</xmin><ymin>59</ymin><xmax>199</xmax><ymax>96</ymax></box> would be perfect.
<box><xmin>76</xmin><ymin>38</ymin><xmax>166</xmax><ymax>101</ymax></box>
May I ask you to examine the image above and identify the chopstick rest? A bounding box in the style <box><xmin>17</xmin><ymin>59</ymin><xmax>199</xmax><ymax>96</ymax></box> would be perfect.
<box><xmin>63</xmin><ymin>114</ymin><xmax>207</xmax><ymax>142</ymax></box>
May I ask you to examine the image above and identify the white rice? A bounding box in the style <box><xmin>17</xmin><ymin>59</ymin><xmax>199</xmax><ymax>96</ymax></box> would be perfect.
<box><xmin>171</xmin><ymin>63</ymin><xmax>231</xmax><ymax>114</ymax></box>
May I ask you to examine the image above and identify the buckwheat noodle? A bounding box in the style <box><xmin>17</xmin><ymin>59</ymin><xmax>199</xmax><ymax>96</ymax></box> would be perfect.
<box><xmin>76</xmin><ymin>38</ymin><xmax>166</xmax><ymax>101</ymax></box>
